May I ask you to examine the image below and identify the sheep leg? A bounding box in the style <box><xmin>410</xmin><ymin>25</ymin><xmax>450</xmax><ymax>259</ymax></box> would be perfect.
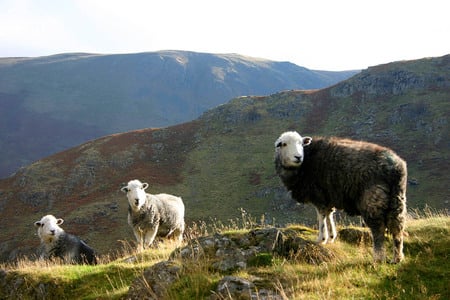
<box><xmin>316</xmin><ymin>208</ymin><xmax>329</xmax><ymax>244</ymax></box>
<box><xmin>388</xmin><ymin>191</ymin><xmax>406</xmax><ymax>263</ymax></box>
<box><xmin>164</xmin><ymin>228</ymin><xmax>175</xmax><ymax>238</ymax></box>
<box><xmin>364</xmin><ymin>184</ymin><xmax>391</xmax><ymax>262</ymax></box>
<box><xmin>327</xmin><ymin>209</ymin><xmax>337</xmax><ymax>243</ymax></box>
<box><xmin>367</xmin><ymin>220</ymin><xmax>386</xmax><ymax>263</ymax></box>
<box><xmin>164</xmin><ymin>227</ymin><xmax>183</xmax><ymax>243</ymax></box>
<box><xmin>388</xmin><ymin>208</ymin><xmax>405</xmax><ymax>263</ymax></box>
<box><xmin>391</xmin><ymin>230</ymin><xmax>404</xmax><ymax>264</ymax></box>
<box><xmin>133</xmin><ymin>228</ymin><xmax>144</xmax><ymax>252</ymax></box>
<box><xmin>143</xmin><ymin>225</ymin><xmax>159</xmax><ymax>248</ymax></box>
<box><xmin>173</xmin><ymin>228</ymin><xmax>183</xmax><ymax>244</ymax></box>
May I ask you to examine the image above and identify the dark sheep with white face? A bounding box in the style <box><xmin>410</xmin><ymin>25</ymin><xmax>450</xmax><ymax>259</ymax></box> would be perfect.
<box><xmin>34</xmin><ymin>215</ymin><xmax>97</xmax><ymax>264</ymax></box>
<box><xmin>274</xmin><ymin>131</ymin><xmax>407</xmax><ymax>263</ymax></box>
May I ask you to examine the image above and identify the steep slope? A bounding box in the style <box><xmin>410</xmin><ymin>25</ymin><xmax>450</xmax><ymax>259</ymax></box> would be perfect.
<box><xmin>0</xmin><ymin>55</ymin><xmax>448</xmax><ymax>262</ymax></box>
<box><xmin>0</xmin><ymin>51</ymin><xmax>357</xmax><ymax>178</ymax></box>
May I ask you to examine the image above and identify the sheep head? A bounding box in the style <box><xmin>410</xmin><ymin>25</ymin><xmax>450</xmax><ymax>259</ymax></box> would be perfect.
<box><xmin>121</xmin><ymin>179</ymin><xmax>149</xmax><ymax>211</ymax></box>
<box><xmin>34</xmin><ymin>215</ymin><xmax>65</xmax><ymax>243</ymax></box>
<box><xmin>275</xmin><ymin>131</ymin><xmax>312</xmax><ymax>168</ymax></box>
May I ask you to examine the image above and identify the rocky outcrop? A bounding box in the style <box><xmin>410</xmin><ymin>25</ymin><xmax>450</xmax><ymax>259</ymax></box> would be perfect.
<box><xmin>0</xmin><ymin>227</ymin><xmax>375</xmax><ymax>299</ymax></box>
<box><xmin>212</xmin><ymin>276</ymin><xmax>284</xmax><ymax>300</ymax></box>
<box><xmin>338</xmin><ymin>228</ymin><xmax>372</xmax><ymax>245</ymax></box>
<box><xmin>331</xmin><ymin>55</ymin><xmax>450</xmax><ymax>98</ymax></box>
<box><xmin>126</xmin><ymin>227</ymin><xmax>335</xmax><ymax>299</ymax></box>
<box><xmin>0</xmin><ymin>268</ymin><xmax>66</xmax><ymax>300</ymax></box>
<box><xmin>126</xmin><ymin>261</ymin><xmax>182</xmax><ymax>299</ymax></box>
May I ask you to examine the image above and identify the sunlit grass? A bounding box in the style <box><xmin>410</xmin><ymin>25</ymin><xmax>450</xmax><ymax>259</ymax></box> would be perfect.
<box><xmin>1</xmin><ymin>209</ymin><xmax>448</xmax><ymax>299</ymax></box>
<box><xmin>0</xmin><ymin>242</ymin><xmax>176</xmax><ymax>299</ymax></box>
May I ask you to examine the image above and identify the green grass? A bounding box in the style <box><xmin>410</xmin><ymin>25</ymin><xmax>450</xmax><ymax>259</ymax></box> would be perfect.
<box><xmin>1</xmin><ymin>211</ymin><xmax>448</xmax><ymax>299</ymax></box>
<box><xmin>1</xmin><ymin>245</ymin><xmax>174</xmax><ymax>300</ymax></box>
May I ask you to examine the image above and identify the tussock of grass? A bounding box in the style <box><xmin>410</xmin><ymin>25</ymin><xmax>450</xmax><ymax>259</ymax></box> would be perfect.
<box><xmin>1</xmin><ymin>210</ymin><xmax>449</xmax><ymax>299</ymax></box>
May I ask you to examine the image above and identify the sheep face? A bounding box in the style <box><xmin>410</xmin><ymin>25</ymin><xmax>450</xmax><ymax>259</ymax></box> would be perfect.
<box><xmin>275</xmin><ymin>131</ymin><xmax>312</xmax><ymax>168</ymax></box>
<box><xmin>121</xmin><ymin>179</ymin><xmax>149</xmax><ymax>211</ymax></box>
<box><xmin>34</xmin><ymin>215</ymin><xmax>65</xmax><ymax>243</ymax></box>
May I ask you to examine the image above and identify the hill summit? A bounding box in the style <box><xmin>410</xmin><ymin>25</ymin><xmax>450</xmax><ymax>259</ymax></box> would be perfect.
<box><xmin>0</xmin><ymin>50</ymin><xmax>357</xmax><ymax>177</ymax></box>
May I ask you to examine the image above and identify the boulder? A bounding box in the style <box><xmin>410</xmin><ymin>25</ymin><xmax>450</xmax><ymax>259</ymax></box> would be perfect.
<box><xmin>128</xmin><ymin>227</ymin><xmax>336</xmax><ymax>299</ymax></box>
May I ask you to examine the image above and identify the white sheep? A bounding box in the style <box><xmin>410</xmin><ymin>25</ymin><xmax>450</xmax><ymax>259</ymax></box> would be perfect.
<box><xmin>121</xmin><ymin>179</ymin><xmax>185</xmax><ymax>251</ymax></box>
<box><xmin>34</xmin><ymin>215</ymin><xmax>97</xmax><ymax>264</ymax></box>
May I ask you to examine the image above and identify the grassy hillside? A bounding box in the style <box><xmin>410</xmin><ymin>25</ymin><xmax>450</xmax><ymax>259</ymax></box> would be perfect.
<box><xmin>0</xmin><ymin>55</ymin><xmax>448</xmax><ymax>263</ymax></box>
<box><xmin>0</xmin><ymin>51</ymin><xmax>357</xmax><ymax>178</ymax></box>
<box><xmin>1</xmin><ymin>213</ymin><xmax>448</xmax><ymax>299</ymax></box>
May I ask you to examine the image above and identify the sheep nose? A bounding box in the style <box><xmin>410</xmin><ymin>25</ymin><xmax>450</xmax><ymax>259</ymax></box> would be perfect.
<box><xmin>134</xmin><ymin>199</ymin><xmax>139</xmax><ymax>206</ymax></box>
<box><xmin>50</xmin><ymin>230</ymin><xmax>55</xmax><ymax>235</ymax></box>
<box><xmin>294</xmin><ymin>155</ymin><xmax>303</xmax><ymax>164</ymax></box>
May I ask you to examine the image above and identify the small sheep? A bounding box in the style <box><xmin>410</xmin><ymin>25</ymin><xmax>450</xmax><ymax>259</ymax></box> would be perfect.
<box><xmin>34</xmin><ymin>215</ymin><xmax>97</xmax><ymax>264</ymax></box>
<box><xmin>121</xmin><ymin>179</ymin><xmax>185</xmax><ymax>251</ymax></box>
<box><xmin>274</xmin><ymin>131</ymin><xmax>407</xmax><ymax>263</ymax></box>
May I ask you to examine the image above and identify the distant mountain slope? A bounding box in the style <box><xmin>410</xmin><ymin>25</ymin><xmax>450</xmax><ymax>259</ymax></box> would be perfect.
<box><xmin>0</xmin><ymin>50</ymin><xmax>357</xmax><ymax>178</ymax></box>
<box><xmin>0</xmin><ymin>54</ymin><xmax>447</xmax><ymax>262</ymax></box>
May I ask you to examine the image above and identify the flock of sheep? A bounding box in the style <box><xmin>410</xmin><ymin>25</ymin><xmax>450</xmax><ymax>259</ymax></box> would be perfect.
<box><xmin>34</xmin><ymin>179</ymin><xmax>185</xmax><ymax>265</ymax></box>
<box><xmin>34</xmin><ymin>131</ymin><xmax>407</xmax><ymax>265</ymax></box>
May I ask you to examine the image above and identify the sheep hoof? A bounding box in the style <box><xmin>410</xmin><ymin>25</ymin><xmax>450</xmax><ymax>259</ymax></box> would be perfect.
<box><xmin>390</xmin><ymin>255</ymin><xmax>404</xmax><ymax>264</ymax></box>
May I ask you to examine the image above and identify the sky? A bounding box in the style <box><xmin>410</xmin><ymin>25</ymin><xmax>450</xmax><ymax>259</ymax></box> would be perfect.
<box><xmin>0</xmin><ymin>0</ymin><xmax>448</xmax><ymax>71</ymax></box>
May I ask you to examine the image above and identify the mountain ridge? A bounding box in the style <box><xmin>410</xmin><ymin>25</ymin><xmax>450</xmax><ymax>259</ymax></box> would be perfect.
<box><xmin>0</xmin><ymin>50</ymin><xmax>358</xmax><ymax>177</ymax></box>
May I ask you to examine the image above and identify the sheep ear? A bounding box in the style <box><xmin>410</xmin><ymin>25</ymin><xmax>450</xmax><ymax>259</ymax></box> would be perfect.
<box><xmin>56</xmin><ymin>218</ymin><xmax>64</xmax><ymax>225</ymax></box>
<box><xmin>34</xmin><ymin>221</ymin><xmax>42</xmax><ymax>228</ymax></box>
<box><xmin>303</xmin><ymin>136</ymin><xmax>312</xmax><ymax>146</ymax></box>
<box><xmin>120</xmin><ymin>186</ymin><xmax>129</xmax><ymax>193</ymax></box>
<box><xmin>142</xmin><ymin>183</ymin><xmax>149</xmax><ymax>190</ymax></box>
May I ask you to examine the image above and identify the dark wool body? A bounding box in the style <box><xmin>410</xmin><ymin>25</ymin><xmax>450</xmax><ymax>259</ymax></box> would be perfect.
<box><xmin>49</xmin><ymin>232</ymin><xmax>97</xmax><ymax>265</ymax></box>
<box><xmin>275</xmin><ymin>135</ymin><xmax>407</xmax><ymax>263</ymax></box>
